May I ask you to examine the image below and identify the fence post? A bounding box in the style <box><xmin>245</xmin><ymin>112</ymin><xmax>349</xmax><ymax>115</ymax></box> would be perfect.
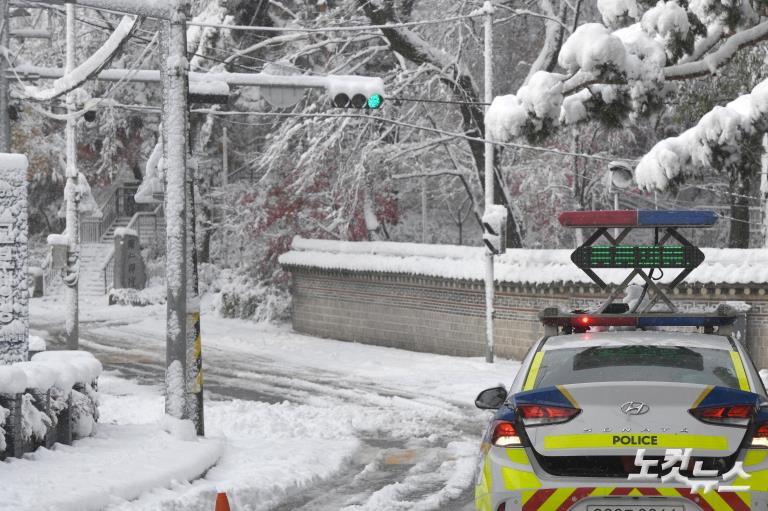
<box><xmin>1</xmin><ymin>393</ymin><xmax>23</xmax><ymax>458</ymax></box>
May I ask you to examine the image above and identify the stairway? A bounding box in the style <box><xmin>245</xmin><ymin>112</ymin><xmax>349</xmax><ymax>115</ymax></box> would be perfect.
<box><xmin>79</xmin><ymin>243</ymin><xmax>113</xmax><ymax>301</ymax></box>
<box><xmin>101</xmin><ymin>216</ymin><xmax>132</xmax><ymax>243</ymax></box>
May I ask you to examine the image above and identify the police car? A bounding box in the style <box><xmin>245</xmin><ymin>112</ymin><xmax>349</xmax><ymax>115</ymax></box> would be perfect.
<box><xmin>473</xmin><ymin>211</ymin><xmax>768</xmax><ymax>511</ymax></box>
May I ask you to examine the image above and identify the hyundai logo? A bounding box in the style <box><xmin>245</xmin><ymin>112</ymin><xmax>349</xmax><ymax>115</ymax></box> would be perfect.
<box><xmin>620</xmin><ymin>401</ymin><xmax>650</xmax><ymax>415</ymax></box>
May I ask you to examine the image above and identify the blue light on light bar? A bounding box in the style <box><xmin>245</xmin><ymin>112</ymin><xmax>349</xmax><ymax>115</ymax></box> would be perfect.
<box><xmin>637</xmin><ymin>316</ymin><xmax>733</xmax><ymax>328</ymax></box>
<box><xmin>637</xmin><ymin>210</ymin><xmax>718</xmax><ymax>227</ymax></box>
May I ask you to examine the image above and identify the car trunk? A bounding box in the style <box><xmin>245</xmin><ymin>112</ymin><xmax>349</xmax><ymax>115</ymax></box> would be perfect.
<box><xmin>522</xmin><ymin>382</ymin><xmax>752</xmax><ymax>460</ymax></box>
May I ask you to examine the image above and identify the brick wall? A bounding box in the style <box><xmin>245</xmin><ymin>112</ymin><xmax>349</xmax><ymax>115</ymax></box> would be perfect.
<box><xmin>286</xmin><ymin>266</ymin><xmax>768</xmax><ymax>366</ymax></box>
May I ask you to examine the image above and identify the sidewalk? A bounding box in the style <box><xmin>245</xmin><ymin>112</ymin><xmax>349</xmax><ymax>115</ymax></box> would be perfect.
<box><xmin>0</xmin><ymin>374</ymin><xmax>224</xmax><ymax>511</ymax></box>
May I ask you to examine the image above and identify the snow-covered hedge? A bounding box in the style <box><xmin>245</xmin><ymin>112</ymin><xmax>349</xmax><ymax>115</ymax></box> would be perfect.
<box><xmin>108</xmin><ymin>286</ymin><xmax>166</xmax><ymax>307</ymax></box>
<box><xmin>279</xmin><ymin>237</ymin><xmax>768</xmax><ymax>286</ymax></box>
<box><xmin>0</xmin><ymin>351</ymin><xmax>102</xmax><ymax>455</ymax></box>
<box><xmin>212</xmin><ymin>273</ymin><xmax>290</xmax><ymax>323</ymax></box>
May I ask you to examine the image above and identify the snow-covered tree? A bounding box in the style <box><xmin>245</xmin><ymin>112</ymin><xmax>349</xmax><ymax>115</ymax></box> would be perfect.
<box><xmin>486</xmin><ymin>0</ymin><xmax>768</xmax><ymax>240</ymax></box>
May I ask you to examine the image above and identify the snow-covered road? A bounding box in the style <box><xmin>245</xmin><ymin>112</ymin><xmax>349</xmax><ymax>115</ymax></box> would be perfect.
<box><xmin>30</xmin><ymin>298</ymin><xmax>520</xmax><ymax>510</ymax></box>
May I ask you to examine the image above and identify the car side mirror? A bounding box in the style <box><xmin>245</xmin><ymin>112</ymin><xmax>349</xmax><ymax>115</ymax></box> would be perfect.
<box><xmin>475</xmin><ymin>385</ymin><xmax>508</xmax><ymax>410</ymax></box>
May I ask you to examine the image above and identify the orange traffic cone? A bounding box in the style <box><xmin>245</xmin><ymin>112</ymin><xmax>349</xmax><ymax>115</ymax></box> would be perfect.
<box><xmin>215</xmin><ymin>492</ymin><xmax>231</xmax><ymax>511</ymax></box>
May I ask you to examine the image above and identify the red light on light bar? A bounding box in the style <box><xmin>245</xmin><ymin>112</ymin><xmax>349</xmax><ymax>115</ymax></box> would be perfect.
<box><xmin>568</xmin><ymin>316</ymin><xmax>636</xmax><ymax>328</ymax></box>
<box><xmin>559</xmin><ymin>210</ymin><xmax>638</xmax><ymax>227</ymax></box>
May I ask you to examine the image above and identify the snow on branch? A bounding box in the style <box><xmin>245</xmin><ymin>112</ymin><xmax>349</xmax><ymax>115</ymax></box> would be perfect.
<box><xmin>635</xmin><ymin>77</ymin><xmax>768</xmax><ymax>191</ymax></box>
<box><xmin>13</xmin><ymin>16</ymin><xmax>139</xmax><ymax>102</ymax></box>
<box><xmin>486</xmin><ymin>0</ymin><xmax>768</xmax><ymax>143</ymax></box>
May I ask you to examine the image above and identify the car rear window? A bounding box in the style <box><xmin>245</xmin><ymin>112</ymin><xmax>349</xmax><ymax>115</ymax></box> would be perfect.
<box><xmin>533</xmin><ymin>345</ymin><xmax>742</xmax><ymax>389</ymax></box>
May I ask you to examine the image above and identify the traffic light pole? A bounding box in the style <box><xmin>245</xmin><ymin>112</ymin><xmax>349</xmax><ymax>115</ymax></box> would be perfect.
<box><xmin>483</xmin><ymin>1</ymin><xmax>495</xmax><ymax>364</ymax></box>
<box><xmin>63</xmin><ymin>3</ymin><xmax>80</xmax><ymax>350</ymax></box>
<box><xmin>0</xmin><ymin>0</ymin><xmax>10</xmax><ymax>152</ymax></box>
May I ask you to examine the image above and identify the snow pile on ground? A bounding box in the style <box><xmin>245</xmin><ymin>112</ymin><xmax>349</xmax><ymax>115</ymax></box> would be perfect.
<box><xmin>279</xmin><ymin>236</ymin><xmax>768</xmax><ymax>286</ymax></box>
<box><xmin>28</xmin><ymin>334</ymin><xmax>46</xmax><ymax>352</ymax></box>
<box><xmin>0</xmin><ymin>373</ymin><xmax>224</xmax><ymax>511</ymax></box>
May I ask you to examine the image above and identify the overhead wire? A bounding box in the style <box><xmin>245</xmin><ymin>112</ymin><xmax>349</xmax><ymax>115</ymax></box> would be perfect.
<box><xmin>186</xmin><ymin>13</ymin><xmax>487</xmax><ymax>33</ymax></box>
<box><xmin>189</xmin><ymin>109</ymin><xmax>633</xmax><ymax>163</ymax></box>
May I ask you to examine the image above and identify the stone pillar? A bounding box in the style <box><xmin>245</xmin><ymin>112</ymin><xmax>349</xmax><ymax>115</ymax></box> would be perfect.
<box><xmin>113</xmin><ymin>230</ymin><xmax>147</xmax><ymax>290</ymax></box>
<box><xmin>0</xmin><ymin>154</ymin><xmax>29</xmax><ymax>364</ymax></box>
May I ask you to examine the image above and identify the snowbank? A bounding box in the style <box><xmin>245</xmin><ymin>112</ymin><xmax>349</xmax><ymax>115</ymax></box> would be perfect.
<box><xmin>28</xmin><ymin>335</ymin><xmax>46</xmax><ymax>352</ymax></box>
<box><xmin>279</xmin><ymin>237</ymin><xmax>768</xmax><ymax>285</ymax></box>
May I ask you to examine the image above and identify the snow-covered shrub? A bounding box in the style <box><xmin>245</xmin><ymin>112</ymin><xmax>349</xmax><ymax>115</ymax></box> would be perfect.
<box><xmin>21</xmin><ymin>393</ymin><xmax>51</xmax><ymax>443</ymax></box>
<box><xmin>197</xmin><ymin>262</ymin><xmax>221</xmax><ymax>296</ymax></box>
<box><xmin>48</xmin><ymin>387</ymin><xmax>67</xmax><ymax>427</ymax></box>
<box><xmin>70</xmin><ymin>386</ymin><xmax>98</xmax><ymax>439</ymax></box>
<box><xmin>108</xmin><ymin>286</ymin><xmax>166</xmax><ymax>306</ymax></box>
<box><xmin>212</xmin><ymin>272</ymin><xmax>290</xmax><ymax>323</ymax></box>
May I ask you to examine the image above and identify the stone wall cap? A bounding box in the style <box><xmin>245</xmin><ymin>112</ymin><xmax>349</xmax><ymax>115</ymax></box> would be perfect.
<box><xmin>279</xmin><ymin>237</ymin><xmax>768</xmax><ymax>287</ymax></box>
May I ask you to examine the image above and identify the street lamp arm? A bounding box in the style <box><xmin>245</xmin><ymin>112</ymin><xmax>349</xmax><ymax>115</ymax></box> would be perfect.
<box><xmin>9</xmin><ymin>15</ymin><xmax>139</xmax><ymax>101</ymax></box>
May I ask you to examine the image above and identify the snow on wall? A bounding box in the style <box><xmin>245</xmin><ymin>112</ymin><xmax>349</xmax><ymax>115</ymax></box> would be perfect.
<box><xmin>279</xmin><ymin>237</ymin><xmax>768</xmax><ymax>286</ymax></box>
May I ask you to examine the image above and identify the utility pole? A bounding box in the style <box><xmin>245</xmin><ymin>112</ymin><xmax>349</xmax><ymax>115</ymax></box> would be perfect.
<box><xmin>162</xmin><ymin>8</ymin><xmax>189</xmax><ymax>422</ymax></box>
<box><xmin>0</xmin><ymin>0</ymin><xmax>10</xmax><ymax>152</ymax></box>
<box><xmin>63</xmin><ymin>4</ymin><xmax>80</xmax><ymax>349</ymax></box>
<box><xmin>483</xmin><ymin>0</ymin><xmax>495</xmax><ymax>363</ymax></box>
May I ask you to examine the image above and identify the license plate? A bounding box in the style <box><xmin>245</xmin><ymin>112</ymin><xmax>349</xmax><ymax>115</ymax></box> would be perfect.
<box><xmin>587</xmin><ymin>507</ymin><xmax>684</xmax><ymax>511</ymax></box>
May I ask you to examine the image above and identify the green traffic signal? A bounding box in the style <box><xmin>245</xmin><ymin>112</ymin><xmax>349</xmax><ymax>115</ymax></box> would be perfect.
<box><xmin>367</xmin><ymin>94</ymin><xmax>383</xmax><ymax>109</ymax></box>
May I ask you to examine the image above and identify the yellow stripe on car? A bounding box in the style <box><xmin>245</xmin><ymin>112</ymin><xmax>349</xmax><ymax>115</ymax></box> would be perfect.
<box><xmin>730</xmin><ymin>351</ymin><xmax>750</xmax><ymax>391</ymax></box>
<box><xmin>501</xmin><ymin>466</ymin><xmax>542</xmax><ymax>491</ymax></box>
<box><xmin>506</xmin><ymin>448</ymin><xmax>529</xmax><ymax>465</ymax></box>
<box><xmin>691</xmin><ymin>385</ymin><xmax>714</xmax><ymax>408</ymax></box>
<box><xmin>557</xmin><ymin>384</ymin><xmax>579</xmax><ymax>408</ymax></box>
<box><xmin>543</xmin><ymin>433</ymin><xmax>728</xmax><ymax>450</ymax></box>
<box><xmin>523</xmin><ymin>352</ymin><xmax>544</xmax><ymax>390</ymax></box>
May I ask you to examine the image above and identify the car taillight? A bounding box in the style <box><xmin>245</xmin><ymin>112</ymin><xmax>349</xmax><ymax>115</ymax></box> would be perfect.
<box><xmin>518</xmin><ymin>405</ymin><xmax>580</xmax><ymax>425</ymax></box>
<box><xmin>491</xmin><ymin>421</ymin><xmax>521</xmax><ymax>447</ymax></box>
<box><xmin>690</xmin><ymin>405</ymin><xmax>754</xmax><ymax>426</ymax></box>
<box><xmin>752</xmin><ymin>423</ymin><xmax>768</xmax><ymax>447</ymax></box>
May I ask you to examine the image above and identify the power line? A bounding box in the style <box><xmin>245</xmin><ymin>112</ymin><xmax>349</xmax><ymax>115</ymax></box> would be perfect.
<box><xmin>189</xmin><ymin>109</ymin><xmax>629</xmax><ymax>163</ymax></box>
<box><xmin>49</xmin><ymin>10</ymin><xmax>265</xmax><ymax>74</ymax></box>
<box><xmin>390</xmin><ymin>96</ymin><xmax>490</xmax><ymax>106</ymax></box>
<box><xmin>186</xmin><ymin>13</ymin><xmax>485</xmax><ymax>34</ymax></box>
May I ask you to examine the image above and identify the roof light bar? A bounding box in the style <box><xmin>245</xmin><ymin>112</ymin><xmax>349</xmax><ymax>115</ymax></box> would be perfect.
<box><xmin>559</xmin><ymin>210</ymin><xmax>718</xmax><ymax>228</ymax></box>
<box><xmin>539</xmin><ymin>312</ymin><xmax>736</xmax><ymax>329</ymax></box>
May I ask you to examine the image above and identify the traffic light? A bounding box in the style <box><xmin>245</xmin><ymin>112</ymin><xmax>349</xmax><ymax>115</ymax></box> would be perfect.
<box><xmin>482</xmin><ymin>205</ymin><xmax>508</xmax><ymax>255</ymax></box>
<box><xmin>327</xmin><ymin>75</ymin><xmax>385</xmax><ymax>109</ymax></box>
